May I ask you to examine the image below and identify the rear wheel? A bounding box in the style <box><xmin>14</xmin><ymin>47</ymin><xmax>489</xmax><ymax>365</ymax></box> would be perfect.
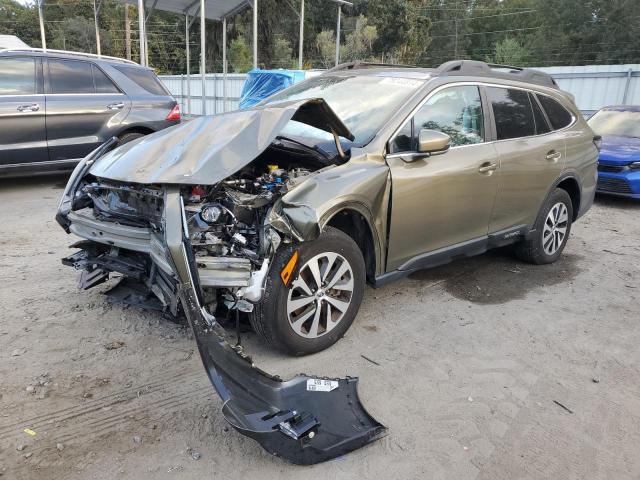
<box><xmin>250</xmin><ymin>227</ymin><xmax>365</xmax><ymax>356</ymax></box>
<box><xmin>515</xmin><ymin>188</ymin><xmax>573</xmax><ymax>264</ymax></box>
<box><xmin>117</xmin><ymin>132</ymin><xmax>145</xmax><ymax>146</ymax></box>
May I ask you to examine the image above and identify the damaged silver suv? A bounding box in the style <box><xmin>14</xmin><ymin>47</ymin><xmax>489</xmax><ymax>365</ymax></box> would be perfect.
<box><xmin>57</xmin><ymin>61</ymin><xmax>598</xmax><ymax>463</ymax></box>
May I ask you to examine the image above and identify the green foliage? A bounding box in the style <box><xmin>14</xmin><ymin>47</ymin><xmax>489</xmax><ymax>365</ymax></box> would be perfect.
<box><xmin>315</xmin><ymin>30</ymin><xmax>335</xmax><ymax>68</ymax></box>
<box><xmin>229</xmin><ymin>37</ymin><xmax>253</xmax><ymax>73</ymax></box>
<box><xmin>341</xmin><ymin>15</ymin><xmax>378</xmax><ymax>61</ymax></box>
<box><xmin>273</xmin><ymin>37</ymin><xmax>294</xmax><ymax>69</ymax></box>
<box><xmin>2</xmin><ymin>0</ymin><xmax>640</xmax><ymax>72</ymax></box>
<box><xmin>486</xmin><ymin>37</ymin><xmax>530</xmax><ymax>66</ymax></box>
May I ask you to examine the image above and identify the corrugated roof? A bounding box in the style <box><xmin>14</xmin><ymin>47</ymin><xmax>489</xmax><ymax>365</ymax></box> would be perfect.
<box><xmin>116</xmin><ymin>0</ymin><xmax>251</xmax><ymax>20</ymax></box>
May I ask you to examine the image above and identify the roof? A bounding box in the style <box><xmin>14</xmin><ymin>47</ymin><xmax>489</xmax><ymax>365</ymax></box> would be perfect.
<box><xmin>116</xmin><ymin>0</ymin><xmax>251</xmax><ymax>20</ymax></box>
<box><xmin>0</xmin><ymin>48</ymin><xmax>142</xmax><ymax>66</ymax></box>
<box><xmin>599</xmin><ymin>105</ymin><xmax>640</xmax><ymax>112</ymax></box>
<box><xmin>325</xmin><ymin>60</ymin><xmax>559</xmax><ymax>90</ymax></box>
<box><xmin>0</xmin><ymin>35</ymin><xmax>29</xmax><ymax>49</ymax></box>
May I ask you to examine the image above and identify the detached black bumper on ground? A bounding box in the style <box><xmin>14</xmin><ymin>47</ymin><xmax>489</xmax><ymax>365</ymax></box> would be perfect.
<box><xmin>180</xmin><ymin>282</ymin><xmax>386</xmax><ymax>464</ymax></box>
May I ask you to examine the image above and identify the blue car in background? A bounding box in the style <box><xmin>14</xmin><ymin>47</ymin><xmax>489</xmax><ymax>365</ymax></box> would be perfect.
<box><xmin>588</xmin><ymin>106</ymin><xmax>640</xmax><ymax>199</ymax></box>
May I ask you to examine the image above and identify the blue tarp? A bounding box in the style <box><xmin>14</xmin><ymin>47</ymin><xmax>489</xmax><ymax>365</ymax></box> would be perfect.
<box><xmin>239</xmin><ymin>69</ymin><xmax>306</xmax><ymax>109</ymax></box>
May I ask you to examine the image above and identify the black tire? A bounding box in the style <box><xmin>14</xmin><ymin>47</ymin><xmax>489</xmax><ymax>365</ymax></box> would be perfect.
<box><xmin>118</xmin><ymin>132</ymin><xmax>145</xmax><ymax>146</ymax></box>
<box><xmin>515</xmin><ymin>188</ymin><xmax>573</xmax><ymax>265</ymax></box>
<box><xmin>250</xmin><ymin>227</ymin><xmax>365</xmax><ymax>356</ymax></box>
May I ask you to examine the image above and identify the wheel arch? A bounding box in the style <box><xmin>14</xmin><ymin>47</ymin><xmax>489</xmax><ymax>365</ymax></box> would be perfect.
<box><xmin>323</xmin><ymin>206</ymin><xmax>378</xmax><ymax>284</ymax></box>
<box><xmin>116</xmin><ymin>125</ymin><xmax>156</xmax><ymax>139</ymax></box>
<box><xmin>554</xmin><ymin>174</ymin><xmax>582</xmax><ymax>221</ymax></box>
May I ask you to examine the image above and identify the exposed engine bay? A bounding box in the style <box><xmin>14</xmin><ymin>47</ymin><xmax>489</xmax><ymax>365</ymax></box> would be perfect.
<box><xmin>62</xmin><ymin>144</ymin><xmax>332</xmax><ymax>321</ymax></box>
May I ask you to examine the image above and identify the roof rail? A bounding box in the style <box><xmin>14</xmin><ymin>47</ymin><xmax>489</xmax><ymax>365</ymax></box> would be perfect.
<box><xmin>0</xmin><ymin>47</ymin><xmax>139</xmax><ymax>66</ymax></box>
<box><xmin>434</xmin><ymin>60</ymin><xmax>558</xmax><ymax>89</ymax></box>
<box><xmin>325</xmin><ymin>61</ymin><xmax>418</xmax><ymax>74</ymax></box>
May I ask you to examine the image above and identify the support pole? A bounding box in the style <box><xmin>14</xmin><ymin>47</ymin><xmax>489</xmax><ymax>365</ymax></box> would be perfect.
<box><xmin>93</xmin><ymin>0</ymin><xmax>102</xmax><ymax>56</ymax></box>
<box><xmin>253</xmin><ymin>0</ymin><xmax>258</xmax><ymax>69</ymax></box>
<box><xmin>335</xmin><ymin>4</ymin><xmax>341</xmax><ymax>66</ymax></box>
<box><xmin>185</xmin><ymin>13</ymin><xmax>191</xmax><ymax>116</ymax></box>
<box><xmin>298</xmin><ymin>0</ymin><xmax>304</xmax><ymax>69</ymax></box>
<box><xmin>37</xmin><ymin>0</ymin><xmax>46</xmax><ymax>51</ymax></box>
<box><xmin>125</xmin><ymin>5</ymin><xmax>131</xmax><ymax>60</ymax></box>
<box><xmin>200</xmin><ymin>0</ymin><xmax>206</xmax><ymax>115</ymax></box>
<box><xmin>622</xmin><ymin>68</ymin><xmax>633</xmax><ymax>105</ymax></box>
<box><xmin>137</xmin><ymin>0</ymin><xmax>146</xmax><ymax>66</ymax></box>
<box><xmin>222</xmin><ymin>16</ymin><xmax>227</xmax><ymax>112</ymax></box>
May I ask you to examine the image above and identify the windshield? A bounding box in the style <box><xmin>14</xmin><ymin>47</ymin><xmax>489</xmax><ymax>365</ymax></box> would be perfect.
<box><xmin>588</xmin><ymin>109</ymin><xmax>640</xmax><ymax>138</ymax></box>
<box><xmin>263</xmin><ymin>74</ymin><xmax>425</xmax><ymax>146</ymax></box>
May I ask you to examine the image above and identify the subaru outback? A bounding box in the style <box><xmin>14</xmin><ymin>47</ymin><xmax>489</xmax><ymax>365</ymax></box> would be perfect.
<box><xmin>56</xmin><ymin>60</ymin><xmax>598</xmax><ymax>463</ymax></box>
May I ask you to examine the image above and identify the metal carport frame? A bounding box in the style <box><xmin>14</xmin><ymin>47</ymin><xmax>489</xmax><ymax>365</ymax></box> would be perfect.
<box><xmin>118</xmin><ymin>0</ymin><xmax>252</xmax><ymax>115</ymax></box>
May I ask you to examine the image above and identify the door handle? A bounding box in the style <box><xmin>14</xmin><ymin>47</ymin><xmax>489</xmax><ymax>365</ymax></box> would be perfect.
<box><xmin>545</xmin><ymin>150</ymin><xmax>562</xmax><ymax>161</ymax></box>
<box><xmin>106</xmin><ymin>102</ymin><xmax>125</xmax><ymax>110</ymax></box>
<box><xmin>17</xmin><ymin>104</ymin><xmax>40</xmax><ymax>112</ymax></box>
<box><xmin>478</xmin><ymin>162</ymin><xmax>498</xmax><ymax>174</ymax></box>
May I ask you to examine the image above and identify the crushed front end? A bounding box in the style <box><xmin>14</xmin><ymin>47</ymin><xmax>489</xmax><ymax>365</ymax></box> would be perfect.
<box><xmin>56</xmin><ymin>142</ymin><xmax>386</xmax><ymax>464</ymax></box>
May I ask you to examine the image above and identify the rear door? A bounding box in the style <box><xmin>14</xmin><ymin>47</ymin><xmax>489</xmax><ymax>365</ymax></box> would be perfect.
<box><xmin>45</xmin><ymin>58</ymin><xmax>131</xmax><ymax>161</ymax></box>
<box><xmin>0</xmin><ymin>56</ymin><xmax>48</xmax><ymax>166</ymax></box>
<box><xmin>487</xmin><ymin>86</ymin><xmax>566</xmax><ymax>232</ymax></box>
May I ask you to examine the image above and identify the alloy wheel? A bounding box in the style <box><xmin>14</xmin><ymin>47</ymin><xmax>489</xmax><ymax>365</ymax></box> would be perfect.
<box><xmin>286</xmin><ymin>252</ymin><xmax>354</xmax><ymax>339</ymax></box>
<box><xmin>542</xmin><ymin>202</ymin><xmax>569</xmax><ymax>255</ymax></box>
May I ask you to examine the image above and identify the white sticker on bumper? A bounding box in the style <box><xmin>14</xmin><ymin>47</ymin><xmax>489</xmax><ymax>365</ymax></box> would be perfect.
<box><xmin>306</xmin><ymin>378</ymin><xmax>339</xmax><ymax>392</ymax></box>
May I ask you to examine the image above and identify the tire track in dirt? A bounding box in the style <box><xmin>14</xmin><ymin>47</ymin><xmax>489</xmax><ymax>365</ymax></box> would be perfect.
<box><xmin>1</xmin><ymin>366</ymin><xmax>218</xmax><ymax>479</ymax></box>
<box><xmin>0</xmin><ymin>366</ymin><xmax>205</xmax><ymax>437</ymax></box>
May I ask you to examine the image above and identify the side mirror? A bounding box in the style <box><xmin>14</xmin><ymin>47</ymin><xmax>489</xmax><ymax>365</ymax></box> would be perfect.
<box><xmin>417</xmin><ymin>129</ymin><xmax>451</xmax><ymax>156</ymax></box>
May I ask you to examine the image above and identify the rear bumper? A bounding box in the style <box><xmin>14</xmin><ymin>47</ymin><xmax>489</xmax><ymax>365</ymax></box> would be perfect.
<box><xmin>596</xmin><ymin>170</ymin><xmax>640</xmax><ymax>199</ymax></box>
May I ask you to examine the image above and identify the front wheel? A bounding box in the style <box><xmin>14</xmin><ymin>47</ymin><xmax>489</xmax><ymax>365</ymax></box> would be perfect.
<box><xmin>250</xmin><ymin>227</ymin><xmax>365</xmax><ymax>356</ymax></box>
<box><xmin>515</xmin><ymin>188</ymin><xmax>573</xmax><ymax>265</ymax></box>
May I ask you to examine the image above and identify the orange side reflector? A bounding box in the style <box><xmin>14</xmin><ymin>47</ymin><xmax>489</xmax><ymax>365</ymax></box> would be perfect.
<box><xmin>280</xmin><ymin>250</ymin><xmax>299</xmax><ymax>287</ymax></box>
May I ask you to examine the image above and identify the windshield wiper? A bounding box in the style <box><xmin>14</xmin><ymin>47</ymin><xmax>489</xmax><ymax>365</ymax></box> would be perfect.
<box><xmin>274</xmin><ymin>135</ymin><xmax>332</xmax><ymax>160</ymax></box>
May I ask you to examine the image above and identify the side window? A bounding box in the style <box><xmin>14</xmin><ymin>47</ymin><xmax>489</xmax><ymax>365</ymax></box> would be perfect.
<box><xmin>412</xmin><ymin>85</ymin><xmax>484</xmax><ymax>147</ymax></box>
<box><xmin>529</xmin><ymin>93</ymin><xmax>551</xmax><ymax>135</ymax></box>
<box><xmin>487</xmin><ymin>87</ymin><xmax>536</xmax><ymax>140</ymax></box>
<box><xmin>0</xmin><ymin>57</ymin><xmax>36</xmax><ymax>95</ymax></box>
<box><xmin>49</xmin><ymin>59</ymin><xmax>94</xmax><ymax>94</ymax></box>
<box><xmin>537</xmin><ymin>94</ymin><xmax>573</xmax><ymax>130</ymax></box>
<box><xmin>114</xmin><ymin>65</ymin><xmax>169</xmax><ymax>95</ymax></box>
<box><xmin>92</xmin><ymin>65</ymin><xmax>120</xmax><ymax>94</ymax></box>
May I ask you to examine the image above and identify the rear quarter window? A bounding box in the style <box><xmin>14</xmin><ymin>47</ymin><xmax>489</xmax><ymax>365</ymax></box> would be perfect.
<box><xmin>537</xmin><ymin>94</ymin><xmax>573</xmax><ymax>130</ymax></box>
<box><xmin>114</xmin><ymin>65</ymin><xmax>169</xmax><ymax>95</ymax></box>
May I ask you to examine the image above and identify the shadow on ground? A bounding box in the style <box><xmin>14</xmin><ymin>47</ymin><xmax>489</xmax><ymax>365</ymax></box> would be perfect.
<box><xmin>409</xmin><ymin>247</ymin><xmax>583</xmax><ymax>305</ymax></box>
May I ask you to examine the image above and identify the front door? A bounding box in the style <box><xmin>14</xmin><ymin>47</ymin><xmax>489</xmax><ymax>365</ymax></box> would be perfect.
<box><xmin>386</xmin><ymin>84</ymin><xmax>500</xmax><ymax>271</ymax></box>
<box><xmin>0</xmin><ymin>56</ymin><xmax>48</xmax><ymax>166</ymax></box>
<box><xmin>45</xmin><ymin>57</ymin><xmax>131</xmax><ymax>161</ymax></box>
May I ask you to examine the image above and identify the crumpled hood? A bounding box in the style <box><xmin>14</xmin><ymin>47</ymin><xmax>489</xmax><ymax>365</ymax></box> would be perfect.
<box><xmin>598</xmin><ymin>135</ymin><xmax>640</xmax><ymax>165</ymax></box>
<box><xmin>89</xmin><ymin>98</ymin><xmax>353</xmax><ymax>185</ymax></box>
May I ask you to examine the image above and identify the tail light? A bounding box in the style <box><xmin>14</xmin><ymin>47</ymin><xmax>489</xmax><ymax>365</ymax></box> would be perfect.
<box><xmin>166</xmin><ymin>104</ymin><xmax>181</xmax><ymax>121</ymax></box>
<box><xmin>593</xmin><ymin>135</ymin><xmax>602</xmax><ymax>151</ymax></box>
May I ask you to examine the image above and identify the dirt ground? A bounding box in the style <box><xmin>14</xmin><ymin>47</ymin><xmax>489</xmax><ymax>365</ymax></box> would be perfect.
<box><xmin>1</xmin><ymin>174</ymin><xmax>639</xmax><ymax>480</ymax></box>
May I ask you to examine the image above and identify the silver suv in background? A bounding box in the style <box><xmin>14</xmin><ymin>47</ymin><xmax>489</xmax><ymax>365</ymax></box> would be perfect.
<box><xmin>0</xmin><ymin>48</ymin><xmax>180</xmax><ymax>177</ymax></box>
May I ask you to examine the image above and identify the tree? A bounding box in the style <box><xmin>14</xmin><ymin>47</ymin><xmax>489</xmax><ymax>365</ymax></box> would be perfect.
<box><xmin>342</xmin><ymin>15</ymin><xmax>377</xmax><ymax>61</ymax></box>
<box><xmin>486</xmin><ymin>37</ymin><xmax>530</xmax><ymax>66</ymax></box>
<box><xmin>315</xmin><ymin>30</ymin><xmax>335</xmax><ymax>68</ymax></box>
<box><xmin>229</xmin><ymin>37</ymin><xmax>253</xmax><ymax>72</ymax></box>
<box><xmin>273</xmin><ymin>37</ymin><xmax>294</xmax><ymax>69</ymax></box>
